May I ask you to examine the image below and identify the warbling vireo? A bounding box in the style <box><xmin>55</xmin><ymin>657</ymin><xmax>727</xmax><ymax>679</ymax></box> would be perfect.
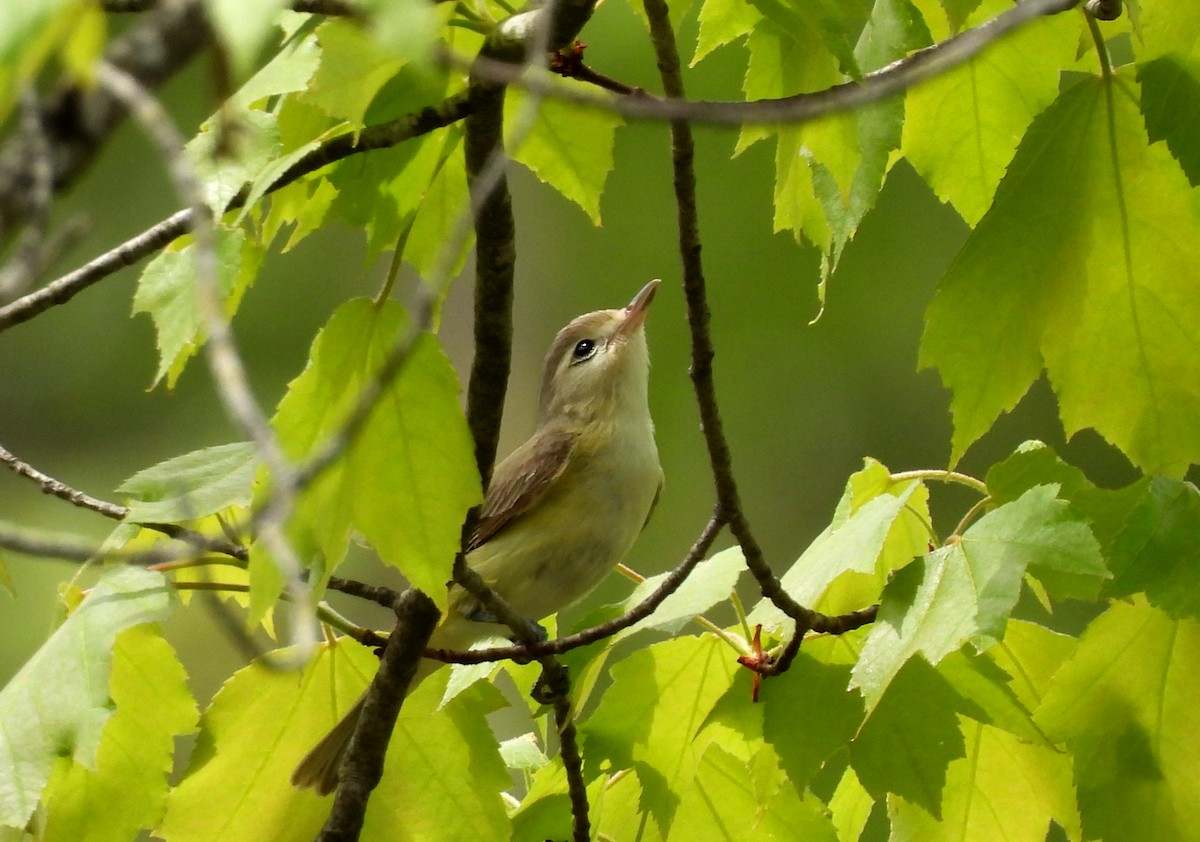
<box><xmin>292</xmin><ymin>280</ymin><xmax>663</xmax><ymax>794</ymax></box>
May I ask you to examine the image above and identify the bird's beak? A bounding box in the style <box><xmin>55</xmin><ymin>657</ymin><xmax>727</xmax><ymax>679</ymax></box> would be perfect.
<box><xmin>617</xmin><ymin>279</ymin><xmax>660</xmax><ymax>338</ymax></box>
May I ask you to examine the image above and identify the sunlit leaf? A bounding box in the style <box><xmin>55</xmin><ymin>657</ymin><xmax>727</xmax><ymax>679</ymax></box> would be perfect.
<box><xmin>0</xmin><ymin>567</ymin><xmax>174</xmax><ymax>830</ymax></box>
<box><xmin>505</xmin><ymin>87</ymin><xmax>623</xmax><ymax>225</ymax></box>
<box><xmin>132</xmin><ymin>226</ymin><xmax>265</xmax><ymax>389</ymax></box>
<box><xmin>40</xmin><ymin>626</ymin><xmax>196</xmax><ymax>842</ymax></box>
<box><xmin>851</xmin><ymin>485</ymin><xmax>1104</xmax><ymax>705</ymax></box>
<box><xmin>902</xmin><ymin>0</ymin><xmax>1078</xmax><ymax>225</ymax></box>
<box><xmin>666</xmin><ymin>742</ymin><xmax>837</xmax><ymax>841</ymax></box>
<box><xmin>889</xmin><ymin>719</ymin><xmax>1079</xmax><ymax>841</ymax></box>
<box><xmin>761</xmin><ymin>649</ymin><xmax>865</xmax><ymax>791</ymax></box>
<box><xmin>1103</xmin><ymin>476</ymin><xmax>1200</xmax><ymax>621</ymax></box>
<box><xmin>203</xmin><ymin>0</ymin><xmax>289</xmax><ymax>82</ymax></box>
<box><xmin>116</xmin><ymin>442</ymin><xmax>257</xmax><ymax>524</ymax></box>
<box><xmin>921</xmin><ymin>73</ymin><xmax>1200</xmax><ymax>475</ymax></box>
<box><xmin>582</xmin><ymin>636</ymin><xmax>738</xmax><ymax>828</ymax></box>
<box><xmin>1036</xmin><ymin>600</ymin><xmax>1200</xmax><ymax>841</ymax></box>
<box><xmin>693</xmin><ymin>0</ymin><xmax>761</xmax><ymax>65</ymax></box>
<box><xmin>270</xmin><ymin>298</ymin><xmax>481</xmax><ymax>607</ymax></box>
<box><xmin>850</xmin><ymin>658</ymin><xmax>964</xmax><ymax>817</ymax></box>
<box><xmin>614</xmin><ymin>545</ymin><xmax>743</xmax><ymax>640</ymax></box>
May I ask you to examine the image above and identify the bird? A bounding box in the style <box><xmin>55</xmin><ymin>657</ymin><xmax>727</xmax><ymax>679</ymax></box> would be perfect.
<box><xmin>292</xmin><ymin>280</ymin><xmax>664</xmax><ymax>795</ymax></box>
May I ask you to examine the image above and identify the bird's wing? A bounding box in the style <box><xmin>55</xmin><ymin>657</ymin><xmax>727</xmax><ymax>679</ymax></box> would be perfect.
<box><xmin>467</xmin><ymin>427</ymin><xmax>577</xmax><ymax>552</ymax></box>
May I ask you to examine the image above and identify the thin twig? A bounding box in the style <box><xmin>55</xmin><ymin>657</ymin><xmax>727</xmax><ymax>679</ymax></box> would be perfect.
<box><xmin>318</xmin><ymin>589</ymin><xmax>441</xmax><ymax>842</ymax></box>
<box><xmin>0</xmin><ymin>0</ymin><xmax>209</xmax><ymax>242</ymax></box>
<box><xmin>0</xmin><ymin>210</ymin><xmax>192</xmax><ymax>333</ymax></box>
<box><xmin>426</xmin><ymin>510</ymin><xmax>724</xmax><ymax>664</ymax></box>
<box><xmin>94</xmin><ymin>61</ymin><xmax>316</xmax><ymax>659</ymax></box>
<box><xmin>642</xmin><ymin>0</ymin><xmax>824</xmax><ymax>677</ymax></box>
<box><xmin>0</xmin><ymin>89</ymin><xmax>54</xmax><ymax>303</ymax></box>
<box><xmin>461</xmin><ymin>0</ymin><xmax>1081</xmax><ymax>126</ymax></box>
<box><xmin>0</xmin><ymin>90</ymin><xmax>474</xmax><ymax>337</ymax></box>
<box><xmin>327</xmin><ymin>577</ymin><xmax>403</xmax><ymax>611</ymax></box>
<box><xmin>0</xmin><ymin>440</ymin><xmax>248</xmax><ymax>560</ymax></box>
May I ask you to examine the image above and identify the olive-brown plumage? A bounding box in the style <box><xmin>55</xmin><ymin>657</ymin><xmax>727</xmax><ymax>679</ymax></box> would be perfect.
<box><xmin>292</xmin><ymin>281</ymin><xmax>663</xmax><ymax>795</ymax></box>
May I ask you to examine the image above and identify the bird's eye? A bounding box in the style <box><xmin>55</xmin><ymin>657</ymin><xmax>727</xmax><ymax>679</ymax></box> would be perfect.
<box><xmin>571</xmin><ymin>338</ymin><xmax>597</xmax><ymax>363</ymax></box>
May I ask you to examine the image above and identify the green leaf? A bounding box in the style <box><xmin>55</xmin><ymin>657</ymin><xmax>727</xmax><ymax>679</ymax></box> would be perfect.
<box><xmin>228</xmin><ymin>24</ymin><xmax>322</xmax><ymax>109</ymax></box>
<box><xmin>116</xmin><ymin>442</ymin><xmax>257</xmax><ymax>523</ymax></box>
<box><xmin>132</xmin><ymin>226</ymin><xmax>264</xmax><ymax>389</ymax></box>
<box><xmin>271</xmin><ymin>298</ymin><xmax>481</xmax><ymax>607</ymax></box>
<box><xmin>1139</xmin><ymin>56</ymin><xmax>1200</xmax><ymax>186</ymax></box>
<box><xmin>984</xmin><ymin>440</ymin><xmax>1093</xmax><ymax>505</ymax></box>
<box><xmin>362</xmin><ymin>677</ymin><xmax>511</xmax><ymax>840</ymax></box>
<box><xmin>747</xmin><ymin>1</ymin><xmax>923</xmax><ymax>266</ymax></box>
<box><xmin>902</xmin><ymin>0</ymin><xmax>1078</xmax><ymax>225</ymax></box>
<box><xmin>851</xmin><ymin>485</ymin><xmax>1104</xmax><ymax>705</ymax></box>
<box><xmin>203</xmin><ymin>0</ymin><xmax>289</xmax><ymax>82</ymax></box>
<box><xmin>666</xmin><ymin>743</ymin><xmax>838</xmax><ymax>841</ymax></box>
<box><xmin>889</xmin><ymin>719</ymin><xmax>1079</xmax><ymax>841</ymax></box>
<box><xmin>921</xmin><ymin>73</ymin><xmax>1200</xmax><ymax>474</ymax></box>
<box><xmin>505</xmin><ymin>87</ymin><xmax>623</xmax><ymax>225</ymax></box>
<box><xmin>0</xmin><ymin>0</ymin><xmax>80</xmax><ymax>125</ymax></box>
<box><xmin>614</xmin><ymin>546</ymin><xmax>744</xmax><ymax>640</ymax></box>
<box><xmin>160</xmin><ymin>639</ymin><xmax>371</xmax><ymax>840</ymax></box>
<box><xmin>1103</xmin><ymin>476</ymin><xmax>1200</xmax><ymax>620</ymax></box>
<box><xmin>935</xmin><ymin>649</ymin><xmax>1044</xmax><ymax>743</ymax></box>
<box><xmin>0</xmin><ymin>567</ymin><xmax>174</xmax><ymax>830</ymax></box>
<box><xmin>299</xmin><ymin>19</ymin><xmax>408</xmax><ymax>131</ymax></box>
<box><xmin>761</xmin><ymin>649</ymin><xmax>865</xmax><ymax>791</ymax></box>
<box><xmin>850</xmin><ymin>658</ymin><xmax>965</xmax><ymax>817</ymax></box>
<box><xmin>165</xmin><ymin>640</ymin><xmax>510</xmax><ymax>841</ymax></box>
<box><xmin>40</xmin><ymin>625</ymin><xmax>197</xmax><ymax>842</ymax></box>
<box><xmin>987</xmin><ymin>619</ymin><xmax>1077</xmax><ymax>713</ymax></box>
<box><xmin>328</xmin><ymin>127</ymin><xmax>456</xmax><ymax>266</ymax></box>
<box><xmin>693</xmin><ymin>0</ymin><xmax>761</xmax><ymax>65</ymax></box>
<box><xmin>404</xmin><ymin>137</ymin><xmax>472</xmax><ymax>282</ymax></box>
<box><xmin>592</xmin><ymin>769</ymin><xmax>664</xmax><ymax>842</ymax></box>
<box><xmin>829</xmin><ymin>766</ymin><xmax>874</xmax><ymax>842</ymax></box>
<box><xmin>754</xmin><ymin>481</ymin><xmax>925</xmax><ymax>634</ymax></box>
<box><xmin>582</xmin><ymin>636</ymin><xmax>739</xmax><ymax>827</ymax></box>
<box><xmin>188</xmin><ymin>108</ymin><xmax>282</xmax><ymax>214</ymax></box>
<box><xmin>1036</xmin><ymin>600</ymin><xmax>1200</xmax><ymax>841</ymax></box>
<box><xmin>746</xmin><ymin>0</ymin><xmax>869</xmax><ymax>78</ymax></box>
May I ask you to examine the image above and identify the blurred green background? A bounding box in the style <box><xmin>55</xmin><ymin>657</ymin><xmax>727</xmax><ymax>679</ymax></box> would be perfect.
<box><xmin>0</xmin><ymin>4</ymin><xmax>1137</xmax><ymax>704</ymax></box>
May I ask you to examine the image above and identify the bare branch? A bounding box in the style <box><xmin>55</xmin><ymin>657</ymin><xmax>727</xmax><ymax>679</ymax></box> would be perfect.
<box><xmin>94</xmin><ymin>61</ymin><xmax>316</xmax><ymax>657</ymax></box>
<box><xmin>327</xmin><ymin>577</ymin><xmax>403</xmax><ymax>611</ymax></box>
<box><xmin>101</xmin><ymin>0</ymin><xmax>361</xmax><ymax>14</ymax></box>
<box><xmin>0</xmin><ymin>210</ymin><xmax>191</xmax><ymax>333</ymax></box>
<box><xmin>465</xmin><ymin>0</ymin><xmax>1081</xmax><ymax>126</ymax></box>
<box><xmin>0</xmin><ymin>89</ymin><xmax>54</xmax><ymax>302</ymax></box>
<box><xmin>0</xmin><ymin>0</ymin><xmax>210</xmax><ymax>243</ymax></box>
<box><xmin>0</xmin><ymin>442</ymin><xmax>127</xmax><ymax>520</ymax></box>
<box><xmin>0</xmin><ymin>92</ymin><xmax>474</xmax><ymax>336</ymax></box>
<box><xmin>642</xmin><ymin>0</ymin><xmax>828</xmax><ymax>675</ymax></box>
<box><xmin>318</xmin><ymin>589</ymin><xmax>440</xmax><ymax>842</ymax></box>
<box><xmin>426</xmin><ymin>510</ymin><xmax>724</xmax><ymax>664</ymax></box>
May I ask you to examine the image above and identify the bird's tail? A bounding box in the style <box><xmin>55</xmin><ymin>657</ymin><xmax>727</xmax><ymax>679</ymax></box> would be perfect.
<box><xmin>291</xmin><ymin>617</ymin><xmax>484</xmax><ymax>794</ymax></box>
<box><xmin>290</xmin><ymin>695</ymin><xmax>365</xmax><ymax>795</ymax></box>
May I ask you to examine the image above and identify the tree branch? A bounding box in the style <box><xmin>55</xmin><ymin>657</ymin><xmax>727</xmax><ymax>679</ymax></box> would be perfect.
<box><xmin>642</xmin><ymin>0</ymin><xmax>825</xmax><ymax>675</ymax></box>
<box><xmin>465</xmin><ymin>0</ymin><xmax>1081</xmax><ymax>126</ymax></box>
<box><xmin>95</xmin><ymin>61</ymin><xmax>317</xmax><ymax>658</ymax></box>
<box><xmin>0</xmin><ymin>89</ymin><xmax>55</xmax><ymax>303</ymax></box>
<box><xmin>425</xmin><ymin>509</ymin><xmax>724</xmax><ymax>664</ymax></box>
<box><xmin>0</xmin><ymin>0</ymin><xmax>210</xmax><ymax>243</ymax></box>
<box><xmin>0</xmin><ymin>90</ymin><xmax>475</xmax><ymax>337</ymax></box>
<box><xmin>317</xmin><ymin>589</ymin><xmax>441</xmax><ymax>842</ymax></box>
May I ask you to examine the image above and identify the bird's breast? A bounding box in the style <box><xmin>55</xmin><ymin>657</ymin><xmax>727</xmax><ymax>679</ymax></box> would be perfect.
<box><xmin>462</xmin><ymin>415</ymin><xmax>661</xmax><ymax>623</ymax></box>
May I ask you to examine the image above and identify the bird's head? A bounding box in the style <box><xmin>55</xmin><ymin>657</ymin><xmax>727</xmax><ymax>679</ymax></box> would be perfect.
<box><xmin>537</xmin><ymin>280</ymin><xmax>659</xmax><ymax>426</ymax></box>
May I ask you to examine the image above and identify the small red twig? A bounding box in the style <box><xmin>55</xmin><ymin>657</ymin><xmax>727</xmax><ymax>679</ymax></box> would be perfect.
<box><xmin>735</xmin><ymin>624</ymin><xmax>773</xmax><ymax>702</ymax></box>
